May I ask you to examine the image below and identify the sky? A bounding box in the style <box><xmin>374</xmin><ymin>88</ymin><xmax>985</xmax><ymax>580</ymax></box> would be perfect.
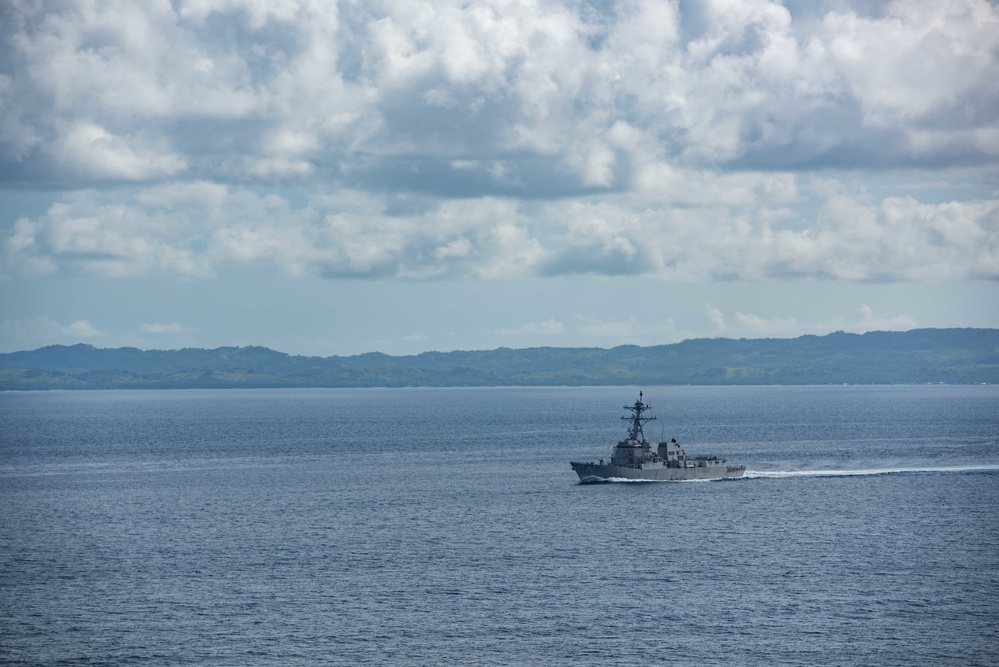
<box><xmin>1</xmin><ymin>0</ymin><xmax>997</xmax><ymax>356</ymax></box>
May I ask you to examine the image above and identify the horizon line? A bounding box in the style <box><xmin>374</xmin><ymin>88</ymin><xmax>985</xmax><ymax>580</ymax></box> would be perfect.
<box><xmin>3</xmin><ymin>326</ymin><xmax>994</xmax><ymax>359</ymax></box>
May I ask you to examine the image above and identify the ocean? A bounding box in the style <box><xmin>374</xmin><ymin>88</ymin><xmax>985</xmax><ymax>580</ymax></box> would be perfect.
<box><xmin>1</xmin><ymin>385</ymin><xmax>997</xmax><ymax>666</ymax></box>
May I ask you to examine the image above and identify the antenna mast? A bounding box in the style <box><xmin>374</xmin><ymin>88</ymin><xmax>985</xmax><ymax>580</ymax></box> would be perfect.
<box><xmin>623</xmin><ymin>391</ymin><xmax>656</xmax><ymax>442</ymax></box>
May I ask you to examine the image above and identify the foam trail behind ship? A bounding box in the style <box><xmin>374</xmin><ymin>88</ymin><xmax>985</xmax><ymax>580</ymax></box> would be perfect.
<box><xmin>745</xmin><ymin>464</ymin><xmax>999</xmax><ymax>479</ymax></box>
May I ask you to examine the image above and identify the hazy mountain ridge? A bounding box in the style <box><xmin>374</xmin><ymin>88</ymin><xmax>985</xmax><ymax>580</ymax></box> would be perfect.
<box><xmin>1</xmin><ymin>329</ymin><xmax>997</xmax><ymax>390</ymax></box>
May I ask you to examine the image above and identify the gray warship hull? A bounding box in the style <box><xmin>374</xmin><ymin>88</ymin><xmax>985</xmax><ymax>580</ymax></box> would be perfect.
<box><xmin>571</xmin><ymin>460</ymin><xmax>745</xmax><ymax>483</ymax></box>
<box><xmin>571</xmin><ymin>392</ymin><xmax>746</xmax><ymax>483</ymax></box>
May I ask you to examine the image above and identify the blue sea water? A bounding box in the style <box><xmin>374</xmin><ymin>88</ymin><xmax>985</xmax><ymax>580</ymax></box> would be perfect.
<box><xmin>1</xmin><ymin>385</ymin><xmax>997</xmax><ymax>666</ymax></box>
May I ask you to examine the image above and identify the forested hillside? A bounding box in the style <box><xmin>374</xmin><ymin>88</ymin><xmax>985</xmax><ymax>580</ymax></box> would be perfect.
<box><xmin>1</xmin><ymin>329</ymin><xmax>996</xmax><ymax>389</ymax></box>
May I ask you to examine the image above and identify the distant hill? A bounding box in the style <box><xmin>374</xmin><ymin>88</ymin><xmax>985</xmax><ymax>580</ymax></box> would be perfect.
<box><xmin>1</xmin><ymin>329</ymin><xmax>997</xmax><ymax>390</ymax></box>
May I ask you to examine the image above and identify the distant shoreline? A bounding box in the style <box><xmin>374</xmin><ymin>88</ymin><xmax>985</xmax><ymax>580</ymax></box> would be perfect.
<box><xmin>2</xmin><ymin>328</ymin><xmax>997</xmax><ymax>390</ymax></box>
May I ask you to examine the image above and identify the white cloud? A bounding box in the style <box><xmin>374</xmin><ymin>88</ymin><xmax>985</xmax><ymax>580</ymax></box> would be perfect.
<box><xmin>1</xmin><ymin>0</ymin><xmax>995</xmax><ymax>189</ymax></box>
<box><xmin>2</xmin><ymin>192</ymin><xmax>216</xmax><ymax>279</ymax></box>
<box><xmin>705</xmin><ymin>303</ymin><xmax>920</xmax><ymax>339</ymax></box>
<box><xmin>568</xmin><ymin>315</ymin><xmax>698</xmax><ymax>347</ymax></box>
<box><xmin>765</xmin><ymin>195</ymin><xmax>999</xmax><ymax>281</ymax></box>
<box><xmin>732</xmin><ymin>312</ymin><xmax>802</xmax><ymax>337</ymax></box>
<box><xmin>64</xmin><ymin>319</ymin><xmax>102</xmax><ymax>338</ymax></box>
<box><xmin>706</xmin><ymin>304</ymin><xmax>727</xmax><ymax>332</ymax></box>
<box><xmin>2</xmin><ymin>179</ymin><xmax>997</xmax><ymax>284</ymax></box>
<box><xmin>1</xmin><ymin>0</ymin><xmax>997</xmax><ymax>299</ymax></box>
<box><xmin>139</xmin><ymin>322</ymin><xmax>196</xmax><ymax>335</ymax></box>
<box><xmin>60</xmin><ymin>122</ymin><xmax>187</xmax><ymax>180</ymax></box>
<box><xmin>473</xmin><ymin>222</ymin><xmax>548</xmax><ymax>280</ymax></box>
<box><xmin>819</xmin><ymin>1</ymin><xmax>997</xmax><ymax>130</ymax></box>
<box><xmin>0</xmin><ymin>315</ymin><xmax>103</xmax><ymax>351</ymax></box>
<box><xmin>495</xmin><ymin>318</ymin><xmax>565</xmax><ymax>336</ymax></box>
<box><xmin>856</xmin><ymin>304</ymin><xmax>918</xmax><ymax>332</ymax></box>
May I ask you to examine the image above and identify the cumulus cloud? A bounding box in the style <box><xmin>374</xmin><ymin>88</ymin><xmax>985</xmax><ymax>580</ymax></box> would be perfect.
<box><xmin>495</xmin><ymin>318</ymin><xmax>565</xmax><ymax>336</ymax></box>
<box><xmin>705</xmin><ymin>302</ymin><xmax>920</xmax><ymax>339</ymax></box>
<box><xmin>856</xmin><ymin>303</ymin><xmax>918</xmax><ymax>331</ymax></box>
<box><xmin>59</xmin><ymin>122</ymin><xmax>187</xmax><ymax>180</ymax></box>
<box><xmin>2</xmin><ymin>189</ymin><xmax>217</xmax><ymax>279</ymax></box>
<box><xmin>0</xmin><ymin>0</ymin><xmax>996</xmax><ymax>287</ymax></box>
<box><xmin>139</xmin><ymin>322</ymin><xmax>196</xmax><ymax>335</ymax></box>
<box><xmin>2</xmin><ymin>179</ymin><xmax>997</xmax><ymax>283</ymax></box>
<box><xmin>2</xmin><ymin>0</ymin><xmax>996</xmax><ymax>188</ymax></box>
<box><xmin>573</xmin><ymin>316</ymin><xmax>691</xmax><ymax>345</ymax></box>
<box><xmin>0</xmin><ymin>315</ymin><xmax>103</xmax><ymax>350</ymax></box>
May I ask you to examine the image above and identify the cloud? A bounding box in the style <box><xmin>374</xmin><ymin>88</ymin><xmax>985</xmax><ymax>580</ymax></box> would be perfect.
<box><xmin>59</xmin><ymin>122</ymin><xmax>187</xmax><ymax>180</ymax></box>
<box><xmin>1</xmin><ymin>0</ymin><xmax>996</xmax><ymax>292</ymax></box>
<box><xmin>0</xmin><ymin>315</ymin><xmax>103</xmax><ymax>351</ymax></box>
<box><xmin>705</xmin><ymin>303</ymin><xmax>920</xmax><ymax>339</ymax></box>
<box><xmin>139</xmin><ymin>322</ymin><xmax>196</xmax><ymax>335</ymax></box>
<box><xmin>1</xmin><ymin>0</ymin><xmax>996</xmax><ymax>190</ymax></box>
<box><xmin>2</xmin><ymin>179</ymin><xmax>997</xmax><ymax>283</ymax></box>
<box><xmin>1</xmin><ymin>190</ymin><xmax>217</xmax><ymax>279</ymax></box>
<box><xmin>767</xmin><ymin>195</ymin><xmax>999</xmax><ymax>281</ymax></box>
<box><xmin>495</xmin><ymin>318</ymin><xmax>565</xmax><ymax>336</ymax></box>
<box><xmin>572</xmin><ymin>316</ymin><xmax>690</xmax><ymax>346</ymax></box>
<box><xmin>818</xmin><ymin>2</ymin><xmax>998</xmax><ymax>132</ymax></box>
<box><xmin>64</xmin><ymin>319</ymin><xmax>101</xmax><ymax>338</ymax></box>
<box><xmin>706</xmin><ymin>304</ymin><xmax>726</xmax><ymax>331</ymax></box>
<box><xmin>731</xmin><ymin>312</ymin><xmax>802</xmax><ymax>337</ymax></box>
<box><xmin>856</xmin><ymin>304</ymin><xmax>918</xmax><ymax>332</ymax></box>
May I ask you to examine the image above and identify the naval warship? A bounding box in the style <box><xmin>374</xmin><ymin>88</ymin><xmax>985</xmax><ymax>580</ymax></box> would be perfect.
<box><xmin>570</xmin><ymin>392</ymin><xmax>746</xmax><ymax>482</ymax></box>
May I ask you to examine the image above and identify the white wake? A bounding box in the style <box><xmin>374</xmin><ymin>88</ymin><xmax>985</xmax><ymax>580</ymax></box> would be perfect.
<box><xmin>744</xmin><ymin>464</ymin><xmax>999</xmax><ymax>479</ymax></box>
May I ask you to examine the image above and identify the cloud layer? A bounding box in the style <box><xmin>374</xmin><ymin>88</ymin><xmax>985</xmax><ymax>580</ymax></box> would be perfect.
<box><xmin>4</xmin><ymin>180</ymin><xmax>996</xmax><ymax>282</ymax></box>
<box><xmin>2</xmin><ymin>0</ymin><xmax>997</xmax><ymax>283</ymax></box>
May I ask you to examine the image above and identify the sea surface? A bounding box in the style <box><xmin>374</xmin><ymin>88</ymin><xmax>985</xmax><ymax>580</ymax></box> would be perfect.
<box><xmin>1</xmin><ymin>385</ymin><xmax>998</xmax><ymax>666</ymax></box>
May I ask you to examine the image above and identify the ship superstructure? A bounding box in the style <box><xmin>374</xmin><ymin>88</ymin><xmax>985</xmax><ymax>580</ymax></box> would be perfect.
<box><xmin>570</xmin><ymin>392</ymin><xmax>745</xmax><ymax>482</ymax></box>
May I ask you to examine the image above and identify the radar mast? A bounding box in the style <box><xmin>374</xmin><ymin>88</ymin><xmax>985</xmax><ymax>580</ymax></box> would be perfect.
<box><xmin>623</xmin><ymin>390</ymin><xmax>656</xmax><ymax>442</ymax></box>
